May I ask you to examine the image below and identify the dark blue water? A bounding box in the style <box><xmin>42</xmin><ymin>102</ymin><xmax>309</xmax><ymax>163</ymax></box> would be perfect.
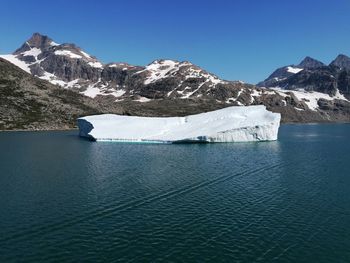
<box><xmin>0</xmin><ymin>125</ymin><xmax>350</xmax><ymax>262</ymax></box>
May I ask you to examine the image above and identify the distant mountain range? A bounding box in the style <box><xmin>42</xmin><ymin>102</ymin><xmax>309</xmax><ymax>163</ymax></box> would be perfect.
<box><xmin>1</xmin><ymin>33</ymin><xmax>350</xmax><ymax>129</ymax></box>
<box><xmin>1</xmin><ymin>33</ymin><xmax>249</xmax><ymax>101</ymax></box>
<box><xmin>258</xmin><ymin>55</ymin><xmax>350</xmax><ymax>98</ymax></box>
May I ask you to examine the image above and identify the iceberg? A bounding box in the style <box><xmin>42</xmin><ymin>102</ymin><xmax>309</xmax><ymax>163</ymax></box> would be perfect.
<box><xmin>77</xmin><ymin>105</ymin><xmax>281</xmax><ymax>143</ymax></box>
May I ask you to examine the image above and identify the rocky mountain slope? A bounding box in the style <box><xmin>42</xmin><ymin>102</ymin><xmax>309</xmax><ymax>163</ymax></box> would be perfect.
<box><xmin>258</xmin><ymin>55</ymin><xmax>350</xmax><ymax>99</ymax></box>
<box><xmin>1</xmin><ymin>33</ymin><xmax>251</xmax><ymax>102</ymax></box>
<box><xmin>0</xmin><ymin>58</ymin><xmax>122</xmax><ymax>130</ymax></box>
<box><xmin>1</xmin><ymin>33</ymin><xmax>350</xmax><ymax>129</ymax></box>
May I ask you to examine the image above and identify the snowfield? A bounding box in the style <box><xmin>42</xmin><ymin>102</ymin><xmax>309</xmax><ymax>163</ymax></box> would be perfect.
<box><xmin>0</xmin><ymin>54</ymin><xmax>32</xmax><ymax>73</ymax></box>
<box><xmin>77</xmin><ymin>105</ymin><xmax>281</xmax><ymax>143</ymax></box>
<box><xmin>271</xmin><ymin>88</ymin><xmax>349</xmax><ymax>111</ymax></box>
<box><xmin>286</xmin><ymin>66</ymin><xmax>303</xmax><ymax>74</ymax></box>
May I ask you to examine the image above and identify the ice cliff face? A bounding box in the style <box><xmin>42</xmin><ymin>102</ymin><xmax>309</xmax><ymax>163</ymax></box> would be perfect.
<box><xmin>77</xmin><ymin>105</ymin><xmax>281</xmax><ymax>143</ymax></box>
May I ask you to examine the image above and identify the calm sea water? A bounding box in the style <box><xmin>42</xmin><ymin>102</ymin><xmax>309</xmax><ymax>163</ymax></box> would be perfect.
<box><xmin>0</xmin><ymin>125</ymin><xmax>349</xmax><ymax>262</ymax></box>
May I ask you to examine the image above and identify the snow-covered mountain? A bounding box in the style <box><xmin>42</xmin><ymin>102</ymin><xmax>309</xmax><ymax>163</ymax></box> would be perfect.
<box><xmin>0</xmin><ymin>33</ymin><xmax>246</xmax><ymax>102</ymax></box>
<box><xmin>1</xmin><ymin>32</ymin><xmax>350</xmax><ymax>124</ymax></box>
<box><xmin>257</xmin><ymin>57</ymin><xmax>326</xmax><ymax>88</ymax></box>
<box><xmin>1</xmin><ymin>33</ymin><xmax>112</xmax><ymax>95</ymax></box>
<box><xmin>257</xmin><ymin>55</ymin><xmax>350</xmax><ymax>99</ymax></box>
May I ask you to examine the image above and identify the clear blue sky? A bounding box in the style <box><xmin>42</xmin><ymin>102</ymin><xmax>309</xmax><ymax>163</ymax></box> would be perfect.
<box><xmin>1</xmin><ymin>0</ymin><xmax>349</xmax><ymax>84</ymax></box>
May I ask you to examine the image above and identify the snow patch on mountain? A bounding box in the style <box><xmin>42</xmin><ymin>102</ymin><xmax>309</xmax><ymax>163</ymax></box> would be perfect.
<box><xmin>136</xmin><ymin>60</ymin><xmax>226</xmax><ymax>88</ymax></box>
<box><xmin>0</xmin><ymin>54</ymin><xmax>31</xmax><ymax>73</ymax></box>
<box><xmin>40</xmin><ymin>71</ymin><xmax>68</xmax><ymax>86</ymax></box>
<box><xmin>272</xmin><ymin>88</ymin><xmax>349</xmax><ymax>111</ymax></box>
<box><xmin>82</xmin><ymin>83</ymin><xmax>126</xmax><ymax>99</ymax></box>
<box><xmin>287</xmin><ymin>66</ymin><xmax>303</xmax><ymax>74</ymax></box>
<box><xmin>140</xmin><ymin>60</ymin><xmax>179</xmax><ymax>85</ymax></box>
<box><xmin>80</xmin><ymin>50</ymin><xmax>92</xmax><ymax>59</ymax></box>
<box><xmin>134</xmin><ymin>96</ymin><xmax>152</xmax><ymax>102</ymax></box>
<box><xmin>88</xmin><ymin>61</ymin><xmax>103</xmax><ymax>68</ymax></box>
<box><xmin>292</xmin><ymin>89</ymin><xmax>348</xmax><ymax>111</ymax></box>
<box><xmin>22</xmin><ymin>47</ymin><xmax>42</xmax><ymax>59</ymax></box>
<box><xmin>54</xmin><ymin>50</ymin><xmax>83</xmax><ymax>59</ymax></box>
<box><xmin>225</xmin><ymin>90</ymin><xmax>243</xmax><ymax>104</ymax></box>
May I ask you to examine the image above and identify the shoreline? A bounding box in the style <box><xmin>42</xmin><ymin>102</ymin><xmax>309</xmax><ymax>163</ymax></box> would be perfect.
<box><xmin>0</xmin><ymin>128</ymin><xmax>78</xmax><ymax>132</ymax></box>
<box><xmin>1</xmin><ymin>122</ymin><xmax>349</xmax><ymax>133</ymax></box>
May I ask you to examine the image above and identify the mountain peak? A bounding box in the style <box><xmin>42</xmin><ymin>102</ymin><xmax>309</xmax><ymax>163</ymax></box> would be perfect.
<box><xmin>14</xmin><ymin>33</ymin><xmax>58</xmax><ymax>55</ymax></box>
<box><xmin>28</xmin><ymin>32</ymin><xmax>48</xmax><ymax>41</ymax></box>
<box><xmin>27</xmin><ymin>32</ymin><xmax>57</xmax><ymax>48</ymax></box>
<box><xmin>330</xmin><ymin>54</ymin><xmax>350</xmax><ymax>70</ymax></box>
<box><xmin>335</xmin><ymin>54</ymin><xmax>350</xmax><ymax>59</ymax></box>
<box><xmin>298</xmin><ymin>56</ymin><xmax>325</xmax><ymax>69</ymax></box>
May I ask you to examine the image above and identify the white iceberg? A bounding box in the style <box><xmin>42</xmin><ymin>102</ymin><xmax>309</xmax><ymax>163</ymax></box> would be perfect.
<box><xmin>77</xmin><ymin>105</ymin><xmax>281</xmax><ymax>143</ymax></box>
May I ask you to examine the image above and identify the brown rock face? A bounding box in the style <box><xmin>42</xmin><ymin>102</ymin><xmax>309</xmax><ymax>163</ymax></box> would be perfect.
<box><xmin>14</xmin><ymin>33</ymin><xmax>55</xmax><ymax>55</ymax></box>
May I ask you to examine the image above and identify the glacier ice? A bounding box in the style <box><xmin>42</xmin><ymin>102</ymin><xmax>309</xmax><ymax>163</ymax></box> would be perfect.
<box><xmin>77</xmin><ymin>105</ymin><xmax>281</xmax><ymax>143</ymax></box>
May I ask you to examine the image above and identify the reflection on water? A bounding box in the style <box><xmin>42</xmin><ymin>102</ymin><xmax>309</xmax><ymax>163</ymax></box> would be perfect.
<box><xmin>0</xmin><ymin>124</ymin><xmax>349</xmax><ymax>262</ymax></box>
